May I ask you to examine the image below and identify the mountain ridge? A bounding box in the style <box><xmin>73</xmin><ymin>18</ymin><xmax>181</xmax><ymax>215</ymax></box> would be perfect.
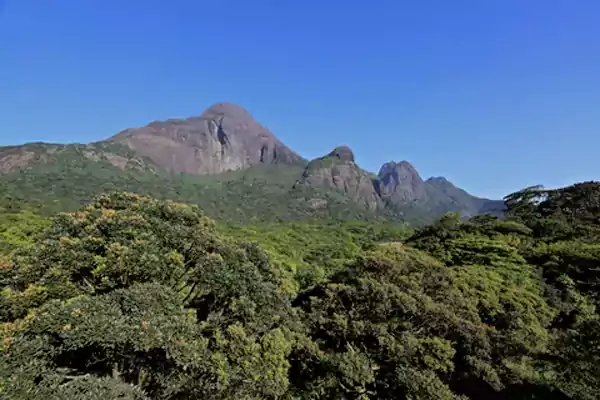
<box><xmin>296</xmin><ymin>146</ymin><xmax>502</xmax><ymax>221</ymax></box>
<box><xmin>0</xmin><ymin>102</ymin><xmax>502</xmax><ymax>224</ymax></box>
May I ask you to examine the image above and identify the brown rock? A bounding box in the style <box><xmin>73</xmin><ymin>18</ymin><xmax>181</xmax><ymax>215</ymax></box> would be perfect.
<box><xmin>110</xmin><ymin>102</ymin><xmax>304</xmax><ymax>175</ymax></box>
<box><xmin>297</xmin><ymin>146</ymin><xmax>382</xmax><ymax>211</ymax></box>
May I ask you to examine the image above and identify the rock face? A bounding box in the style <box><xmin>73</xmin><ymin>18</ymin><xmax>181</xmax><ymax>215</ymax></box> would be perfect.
<box><xmin>327</xmin><ymin>146</ymin><xmax>355</xmax><ymax>162</ymax></box>
<box><xmin>0</xmin><ymin>142</ymin><xmax>152</xmax><ymax>174</ymax></box>
<box><xmin>297</xmin><ymin>150</ymin><xmax>503</xmax><ymax>221</ymax></box>
<box><xmin>375</xmin><ymin>162</ymin><xmax>504</xmax><ymax>217</ymax></box>
<box><xmin>0</xmin><ymin>146</ymin><xmax>36</xmax><ymax>173</ymax></box>
<box><xmin>296</xmin><ymin>146</ymin><xmax>382</xmax><ymax>211</ymax></box>
<box><xmin>109</xmin><ymin>102</ymin><xmax>304</xmax><ymax>175</ymax></box>
<box><xmin>378</xmin><ymin>161</ymin><xmax>427</xmax><ymax>202</ymax></box>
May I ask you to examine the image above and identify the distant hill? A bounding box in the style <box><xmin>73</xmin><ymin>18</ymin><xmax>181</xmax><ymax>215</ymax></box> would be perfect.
<box><xmin>0</xmin><ymin>103</ymin><xmax>503</xmax><ymax>224</ymax></box>
<box><xmin>295</xmin><ymin>146</ymin><xmax>503</xmax><ymax>223</ymax></box>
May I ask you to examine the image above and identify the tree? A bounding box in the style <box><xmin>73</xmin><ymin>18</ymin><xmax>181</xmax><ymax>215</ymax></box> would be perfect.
<box><xmin>290</xmin><ymin>244</ymin><xmax>556</xmax><ymax>399</ymax></box>
<box><xmin>0</xmin><ymin>193</ymin><xmax>298</xmax><ymax>399</ymax></box>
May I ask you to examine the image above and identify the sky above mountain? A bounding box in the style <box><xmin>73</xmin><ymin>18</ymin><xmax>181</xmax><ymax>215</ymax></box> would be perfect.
<box><xmin>1</xmin><ymin>0</ymin><xmax>599</xmax><ymax>199</ymax></box>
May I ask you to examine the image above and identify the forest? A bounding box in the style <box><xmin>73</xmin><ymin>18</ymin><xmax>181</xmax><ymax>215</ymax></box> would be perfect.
<box><xmin>0</xmin><ymin>182</ymin><xmax>599</xmax><ymax>399</ymax></box>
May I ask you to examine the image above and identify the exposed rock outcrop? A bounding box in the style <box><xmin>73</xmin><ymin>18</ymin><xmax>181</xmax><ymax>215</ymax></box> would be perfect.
<box><xmin>0</xmin><ymin>147</ymin><xmax>36</xmax><ymax>173</ymax></box>
<box><xmin>0</xmin><ymin>142</ymin><xmax>150</xmax><ymax>173</ymax></box>
<box><xmin>297</xmin><ymin>151</ymin><xmax>503</xmax><ymax>222</ymax></box>
<box><xmin>378</xmin><ymin>161</ymin><xmax>427</xmax><ymax>203</ymax></box>
<box><xmin>327</xmin><ymin>146</ymin><xmax>355</xmax><ymax>162</ymax></box>
<box><xmin>296</xmin><ymin>146</ymin><xmax>382</xmax><ymax>211</ymax></box>
<box><xmin>110</xmin><ymin>102</ymin><xmax>304</xmax><ymax>175</ymax></box>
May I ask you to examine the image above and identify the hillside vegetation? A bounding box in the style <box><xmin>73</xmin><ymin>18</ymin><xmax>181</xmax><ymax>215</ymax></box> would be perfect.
<box><xmin>0</xmin><ymin>181</ymin><xmax>599</xmax><ymax>399</ymax></box>
<box><xmin>0</xmin><ymin>143</ymin><xmax>394</xmax><ymax>224</ymax></box>
<box><xmin>0</xmin><ymin>103</ymin><xmax>502</xmax><ymax>225</ymax></box>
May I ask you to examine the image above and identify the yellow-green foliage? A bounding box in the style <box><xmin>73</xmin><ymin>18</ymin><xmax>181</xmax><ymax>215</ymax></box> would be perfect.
<box><xmin>0</xmin><ymin>193</ymin><xmax>298</xmax><ymax>399</ymax></box>
<box><xmin>0</xmin><ymin>210</ymin><xmax>49</xmax><ymax>255</ymax></box>
<box><xmin>223</xmin><ymin>221</ymin><xmax>411</xmax><ymax>290</ymax></box>
<box><xmin>1</xmin><ymin>182</ymin><xmax>599</xmax><ymax>399</ymax></box>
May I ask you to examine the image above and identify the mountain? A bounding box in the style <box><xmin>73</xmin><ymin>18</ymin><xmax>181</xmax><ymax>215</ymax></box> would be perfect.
<box><xmin>425</xmin><ymin>176</ymin><xmax>504</xmax><ymax>216</ymax></box>
<box><xmin>110</xmin><ymin>102</ymin><xmax>304</xmax><ymax>175</ymax></box>
<box><xmin>378</xmin><ymin>161</ymin><xmax>428</xmax><ymax>203</ymax></box>
<box><xmin>295</xmin><ymin>149</ymin><xmax>503</xmax><ymax>223</ymax></box>
<box><xmin>377</xmin><ymin>162</ymin><xmax>504</xmax><ymax>219</ymax></box>
<box><xmin>0</xmin><ymin>103</ymin><xmax>502</xmax><ymax>224</ymax></box>
<box><xmin>294</xmin><ymin>146</ymin><xmax>382</xmax><ymax>211</ymax></box>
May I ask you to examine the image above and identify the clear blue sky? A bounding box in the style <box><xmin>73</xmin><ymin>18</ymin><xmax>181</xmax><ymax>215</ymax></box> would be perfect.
<box><xmin>1</xmin><ymin>0</ymin><xmax>599</xmax><ymax>199</ymax></box>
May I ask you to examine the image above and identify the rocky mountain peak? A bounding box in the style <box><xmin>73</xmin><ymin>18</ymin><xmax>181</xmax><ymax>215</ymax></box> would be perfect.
<box><xmin>426</xmin><ymin>176</ymin><xmax>448</xmax><ymax>183</ymax></box>
<box><xmin>109</xmin><ymin>103</ymin><xmax>304</xmax><ymax>175</ymax></box>
<box><xmin>327</xmin><ymin>146</ymin><xmax>355</xmax><ymax>163</ymax></box>
<box><xmin>297</xmin><ymin>147</ymin><xmax>381</xmax><ymax>211</ymax></box>
<box><xmin>201</xmin><ymin>102</ymin><xmax>253</xmax><ymax>120</ymax></box>
<box><xmin>377</xmin><ymin>160</ymin><xmax>427</xmax><ymax>203</ymax></box>
<box><xmin>378</xmin><ymin>161</ymin><xmax>423</xmax><ymax>187</ymax></box>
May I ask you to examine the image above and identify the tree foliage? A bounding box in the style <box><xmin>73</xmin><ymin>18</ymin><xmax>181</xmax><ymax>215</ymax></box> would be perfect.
<box><xmin>1</xmin><ymin>193</ymin><xmax>298</xmax><ymax>399</ymax></box>
<box><xmin>1</xmin><ymin>181</ymin><xmax>599</xmax><ymax>399</ymax></box>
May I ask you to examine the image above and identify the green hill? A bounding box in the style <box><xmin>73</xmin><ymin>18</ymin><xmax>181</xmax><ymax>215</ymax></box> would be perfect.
<box><xmin>0</xmin><ymin>142</ymin><xmax>396</xmax><ymax>224</ymax></box>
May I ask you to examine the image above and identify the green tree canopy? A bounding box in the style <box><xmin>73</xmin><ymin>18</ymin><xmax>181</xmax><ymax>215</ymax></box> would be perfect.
<box><xmin>1</xmin><ymin>193</ymin><xmax>299</xmax><ymax>399</ymax></box>
<box><xmin>1</xmin><ymin>182</ymin><xmax>599</xmax><ymax>399</ymax></box>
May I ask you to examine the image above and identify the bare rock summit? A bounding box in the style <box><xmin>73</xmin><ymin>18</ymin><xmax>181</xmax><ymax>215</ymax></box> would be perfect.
<box><xmin>110</xmin><ymin>102</ymin><xmax>304</xmax><ymax>175</ymax></box>
<box><xmin>296</xmin><ymin>146</ymin><xmax>382</xmax><ymax>211</ymax></box>
<box><xmin>378</xmin><ymin>161</ymin><xmax>427</xmax><ymax>202</ymax></box>
<box><xmin>327</xmin><ymin>146</ymin><xmax>355</xmax><ymax>162</ymax></box>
